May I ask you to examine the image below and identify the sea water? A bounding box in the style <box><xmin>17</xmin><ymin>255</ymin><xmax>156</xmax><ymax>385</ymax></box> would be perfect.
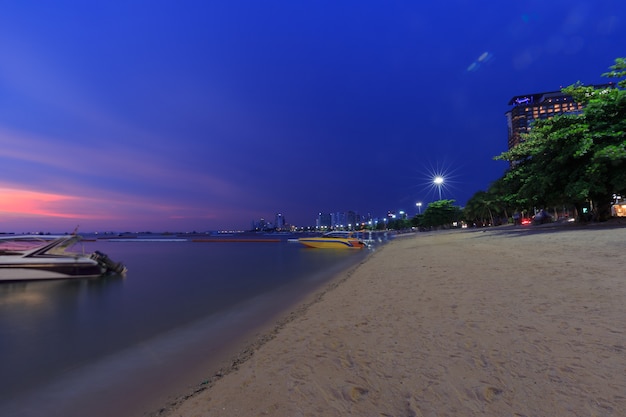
<box><xmin>0</xmin><ymin>236</ymin><xmax>384</xmax><ymax>417</ymax></box>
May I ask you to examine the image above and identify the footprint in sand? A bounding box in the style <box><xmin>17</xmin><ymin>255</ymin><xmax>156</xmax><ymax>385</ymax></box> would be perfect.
<box><xmin>341</xmin><ymin>385</ymin><xmax>369</xmax><ymax>402</ymax></box>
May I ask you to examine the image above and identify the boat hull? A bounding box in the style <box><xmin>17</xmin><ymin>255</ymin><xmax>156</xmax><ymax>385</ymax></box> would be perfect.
<box><xmin>297</xmin><ymin>237</ymin><xmax>366</xmax><ymax>249</ymax></box>
<box><xmin>0</xmin><ymin>258</ymin><xmax>105</xmax><ymax>281</ymax></box>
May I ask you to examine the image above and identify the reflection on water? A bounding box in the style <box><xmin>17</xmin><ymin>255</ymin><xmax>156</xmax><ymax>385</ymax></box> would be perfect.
<box><xmin>0</xmin><ymin>276</ymin><xmax>125</xmax><ymax>309</ymax></box>
<box><xmin>0</xmin><ymin>276</ymin><xmax>127</xmax><ymax>401</ymax></box>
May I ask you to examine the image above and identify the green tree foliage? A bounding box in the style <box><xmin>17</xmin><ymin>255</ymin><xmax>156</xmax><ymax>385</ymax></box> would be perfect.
<box><xmin>602</xmin><ymin>57</ymin><xmax>626</xmax><ymax>88</ymax></box>
<box><xmin>496</xmin><ymin>114</ymin><xmax>592</xmax><ymax>209</ymax></box>
<box><xmin>463</xmin><ymin>176</ymin><xmax>518</xmax><ymax>226</ymax></box>
<box><xmin>422</xmin><ymin>200</ymin><xmax>462</xmax><ymax>228</ymax></box>
<box><xmin>580</xmin><ymin>86</ymin><xmax>626</xmax><ymax>218</ymax></box>
<box><xmin>410</xmin><ymin>213</ymin><xmax>424</xmax><ymax>229</ymax></box>
<box><xmin>386</xmin><ymin>218</ymin><xmax>411</xmax><ymax>230</ymax></box>
<box><xmin>492</xmin><ymin>57</ymin><xmax>626</xmax><ymax>221</ymax></box>
<box><xmin>464</xmin><ymin>190</ymin><xmax>499</xmax><ymax>226</ymax></box>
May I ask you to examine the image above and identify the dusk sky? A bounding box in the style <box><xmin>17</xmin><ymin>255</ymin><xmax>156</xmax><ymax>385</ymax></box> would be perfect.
<box><xmin>1</xmin><ymin>1</ymin><xmax>624</xmax><ymax>232</ymax></box>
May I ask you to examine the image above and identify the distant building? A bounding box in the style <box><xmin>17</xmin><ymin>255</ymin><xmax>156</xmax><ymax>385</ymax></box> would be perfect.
<box><xmin>505</xmin><ymin>84</ymin><xmax>613</xmax><ymax>151</ymax></box>
<box><xmin>332</xmin><ymin>212</ymin><xmax>346</xmax><ymax>229</ymax></box>
<box><xmin>315</xmin><ymin>211</ymin><xmax>365</xmax><ymax>230</ymax></box>
<box><xmin>346</xmin><ymin>211</ymin><xmax>358</xmax><ymax>229</ymax></box>
<box><xmin>275</xmin><ymin>213</ymin><xmax>285</xmax><ymax>230</ymax></box>
<box><xmin>317</xmin><ymin>212</ymin><xmax>332</xmax><ymax>229</ymax></box>
<box><xmin>252</xmin><ymin>218</ymin><xmax>272</xmax><ymax>231</ymax></box>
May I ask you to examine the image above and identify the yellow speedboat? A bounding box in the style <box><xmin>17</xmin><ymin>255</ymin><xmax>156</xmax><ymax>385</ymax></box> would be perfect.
<box><xmin>298</xmin><ymin>231</ymin><xmax>366</xmax><ymax>249</ymax></box>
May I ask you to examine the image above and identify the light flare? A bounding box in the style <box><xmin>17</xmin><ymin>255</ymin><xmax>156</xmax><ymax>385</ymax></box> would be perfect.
<box><xmin>411</xmin><ymin>160</ymin><xmax>462</xmax><ymax>204</ymax></box>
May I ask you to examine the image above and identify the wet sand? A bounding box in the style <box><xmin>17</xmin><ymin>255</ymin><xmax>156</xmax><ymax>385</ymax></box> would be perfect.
<box><xmin>158</xmin><ymin>223</ymin><xmax>626</xmax><ymax>417</ymax></box>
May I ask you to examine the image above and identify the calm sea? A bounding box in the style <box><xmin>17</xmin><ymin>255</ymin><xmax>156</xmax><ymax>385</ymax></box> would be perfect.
<box><xmin>0</xmin><ymin>233</ymin><xmax>387</xmax><ymax>417</ymax></box>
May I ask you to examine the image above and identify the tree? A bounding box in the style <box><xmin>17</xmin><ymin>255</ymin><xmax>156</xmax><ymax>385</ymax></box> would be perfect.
<box><xmin>422</xmin><ymin>200</ymin><xmax>462</xmax><ymax>228</ymax></box>
<box><xmin>410</xmin><ymin>214</ymin><xmax>424</xmax><ymax>229</ymax></box>
<box><xmin>602</xmin><ymin>57</ymin><xmax>626</xmax><ymax>88</ymax></box>
<box><xmin>386</xmin><ymin>218</ymin><xmax>411</xmax><ymax>230</ymax></box>
<box><xmin>581</xmin><ymin>85</ymin><xmax>626</xmax><ymax>217</ymax></box>
<box><xmin>496</xmin><ymin>114</ymin><xmax>593</xmax><ymax>214</ymax></box>
<box><xmin>464</xmin><ymin>190</ymin><xmax>501</xmax><ymax>226</ymax></box>
<box><xmin>559</xmin><ymin>63</ymin><xmax>626</xmax><ymax>219</ymax></box>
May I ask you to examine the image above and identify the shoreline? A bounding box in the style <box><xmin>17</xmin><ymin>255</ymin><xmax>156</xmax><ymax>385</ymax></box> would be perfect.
<box><xmin>159</xmin><ymin>222</ymin><xmax>626</xmax><ymax>417</ymax></box>
<box><xmin>0</xmin><ymin>240</ymin><xmax>374</xmax><ymax>417</ymax></box>
<box><xmin>149</xmin><ymin>241</ymin><xmax>384</xmax><ymax>416</ymax></box>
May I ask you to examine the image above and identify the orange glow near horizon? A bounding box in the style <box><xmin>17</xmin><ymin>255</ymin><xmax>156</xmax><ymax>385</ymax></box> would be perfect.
<box><xmin>0</xmin><ymin>188</ymin><xmax>86</xmax><ymax>219</ymax></box>
<box><xmin>0</xmin><ymin>184</ymin><xmax>242</xmax><ymax>232</ymax></box>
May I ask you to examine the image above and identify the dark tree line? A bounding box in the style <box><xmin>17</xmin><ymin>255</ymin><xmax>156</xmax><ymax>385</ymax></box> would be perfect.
<box><xmin>385</xmin><ymin>200</ymin><xmax>462</xmax><ymax>230</ymax></box>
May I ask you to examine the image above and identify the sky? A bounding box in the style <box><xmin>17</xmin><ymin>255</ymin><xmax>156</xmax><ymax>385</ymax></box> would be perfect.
<box><xmin>1</xmin><ymin>1</ymin><xmax>624</xmax><ymax>232</ymax></box>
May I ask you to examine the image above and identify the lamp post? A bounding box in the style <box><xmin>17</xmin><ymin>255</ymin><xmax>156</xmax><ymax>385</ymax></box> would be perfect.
<box><xmin>416</xmin><ymin>202</ymin><xmax>422</xmax><ymax>215</ymax></box>
<box><xmin>433</xmin><ymin>176</ymin><xmax>444</xmax><ymax>200</ymax></box>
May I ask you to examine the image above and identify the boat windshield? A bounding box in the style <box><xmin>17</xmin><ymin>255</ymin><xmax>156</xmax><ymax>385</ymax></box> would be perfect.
<box><xmin>0</xmin><ymin>238</ymin><xmax>50</xmax><ymax>254</ymax></box>
<box><xmin>0</xmin><ymin>236</ymin><xmax>79</xmax><ymax>255</ymax></box>
<box><xmin>323</xmin><ymin>232</ymin><xmax>353</xmax><ymax>238</ymax></box>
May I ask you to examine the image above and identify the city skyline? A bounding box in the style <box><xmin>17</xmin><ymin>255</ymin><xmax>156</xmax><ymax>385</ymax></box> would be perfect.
<box><xmin>1</xmin><ymin>1</ymin><xmax>624</xmax><ymax>233</ymax></box>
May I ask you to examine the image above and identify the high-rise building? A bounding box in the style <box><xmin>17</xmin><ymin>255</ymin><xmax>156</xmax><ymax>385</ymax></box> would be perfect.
<box><xmin>505</xmin><ymin>84</ymin><xmax>614</xmax><ymax>151</ymax></box>
<box><xmin>346</xmin><ymin>211</ymin><xmax>358</xmax><ymax>229</ymax></box>
<box><xmin>316</xmin><ymin>211</ymin><xmax>363</xmax><ymax>230</ymax></box>
<box><xmin>275</xmin><ymin>213</ymin><xmax>285</xmax><ymax>230</ymax></box>
<box><xmin>505</xmin><ymin>89</ymin><xmax>584</xmax><ymax>150</ymax></box>
<box><xmin>317</xmin><ymin>212</ymin><xmax>332</xmax><ymax>229</ymax></box>
<box><xmin>333</xmin><ymin>212</ymin><xmax>346</xmax><ymax>229</ymax></box>
<box><xmin>252</xmin><ymin>218</ymin><xmax>270</xmax><ymax>231</ymax></box>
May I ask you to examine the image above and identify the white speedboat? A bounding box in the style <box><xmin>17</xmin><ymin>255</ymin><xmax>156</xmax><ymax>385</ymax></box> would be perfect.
<box><xmin>0</xmin><ymin>235</ymin><xmax>127</xmax><ymax>282</ymax></box>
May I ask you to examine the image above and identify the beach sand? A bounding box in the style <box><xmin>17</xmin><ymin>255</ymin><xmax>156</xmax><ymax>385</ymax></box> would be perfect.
<box><xmin>158</xmin><ymin>223</ymin><xmax>626</xmax><ymax>417</ymax></box>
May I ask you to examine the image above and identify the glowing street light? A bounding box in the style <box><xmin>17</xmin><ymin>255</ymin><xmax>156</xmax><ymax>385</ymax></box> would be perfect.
<box><xmin>416</xmin><ymin>202</ymin><xmax>422</xmax><ymax>214</ymax></box>
<box><xmin>433</xmin><ymin>176</ymin><xmax>444</xmax><ymax>200</ymax></box>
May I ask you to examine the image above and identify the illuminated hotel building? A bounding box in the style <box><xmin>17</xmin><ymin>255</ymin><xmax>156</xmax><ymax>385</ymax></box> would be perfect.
<box><xmin>505</xmin><ymin>84</ymin><xmax>613</xmax><ymax>151</ymax></box>
<box><xmin>505</xmin><ymin>89</ymin><xmax>584</xmax><ymax>150</ymax></box>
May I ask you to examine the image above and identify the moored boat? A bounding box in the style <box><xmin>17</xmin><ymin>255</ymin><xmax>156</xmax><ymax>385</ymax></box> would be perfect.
<box><xmin>0</xmin><ymin>235</ymin><xmax>127</xmax><ymax>282</ymax></box>
<box><xmin>297</xmin><ymin>231</ymin><xmax>367</xmax><ymax>249</ymax></box>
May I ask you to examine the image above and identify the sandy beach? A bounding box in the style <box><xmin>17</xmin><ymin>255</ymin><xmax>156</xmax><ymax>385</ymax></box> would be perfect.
<box><xmin>158</xmin><ymin>223</ymin><xmax>626</xmax><ymax>417</ymax></box>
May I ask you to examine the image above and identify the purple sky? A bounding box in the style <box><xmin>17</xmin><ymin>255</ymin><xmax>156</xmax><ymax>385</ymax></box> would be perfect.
<box><xmin>1</xmin><ymin>1</ymin><xmax>624</xmax><ymax>232</ymax></box>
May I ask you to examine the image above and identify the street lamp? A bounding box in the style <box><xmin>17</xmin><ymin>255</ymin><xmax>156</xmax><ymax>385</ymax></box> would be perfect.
<box><xmin>433</xmin><ymin>176</ymin><xmax>444</xmax><ymax>200</ymax></box>
<box><xmin>416</xmin><ymin>202</ymin><xmax>422</xmax><ymax>214</ymax></box>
